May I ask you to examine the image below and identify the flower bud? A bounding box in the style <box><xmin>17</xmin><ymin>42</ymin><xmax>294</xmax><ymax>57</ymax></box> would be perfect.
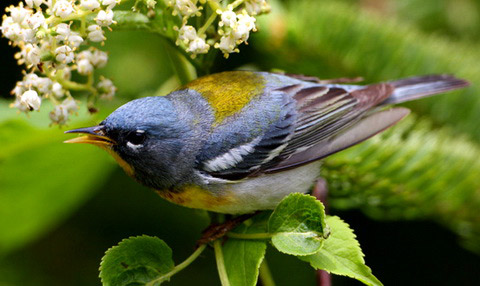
<box><xmin>52</xmin><ymin>82</ymin><xmax>65</xmax><ymax>98</ymax></box>
<box><xmin>53</xmin><ymin>0</ymin><xmax>75</xmax><ymax>19</ymax></box>
<box><xmin>97</xmin><ymin>78</ymin><xmax>116</xmax><ymax>100</ymax></box>
<box><xmin>10</xmin><ymin>6</ymin><xmax>30</xmax><ymax>24</ymax></box>
<box><xmin>20</xmin><ymin>90</ymin><xmax>41</xmax><ymax>111</ymax></box>
<box><xmin>25</xmin><ymin>0</ymin><xmax>44</xmax><ymax>8</ymax></box>
<box><xmin>177</xmin><ymin>25</ymin><xmax>197</xmax><ymax>44</ymax></box>
<box><xmin>77</xmin><ymin>59</ymin><xmax>94</xmax><ymax>75</ymax></box>
<box><xmin>96</xmin><ymin>9</ymin><xmax>114</xmax><ymax>26</ymax></box>
<box><xmin>87</xmin><ymin>25</ymin><xmax>105</xmax><ymax>42</ymax></box>
<box><xmin>49</xmin><ymin>105</ymin><xmax>69</xmax><ymax>125</ymax></box>
<box><xmin>26</xmin><ymin>12</ymin><xmax>46</xmax><ymax>30</ymax></box>
<box><xmin>91</xmin><ymin>49</ymin><xmax>108</xmax><ymax>67</ymax></box>
<box><xmin>215</xmin><ymin>34</ymin><xmax>237</xmax><ymax>54</ymax></box>
<box><xmin>62</xmin><ymin>98</ymin><xmax>79</xmax><ymax>113</ymax></box>
<box><xmin>1</xmin><ymin>17</ymin><xmax>22</xmax><ymax>41</ymax></box>
<box><xmin>80</xmin><ymin>0</ymin><xmax>101</xmax><ymax>11</ymax></box>
<box><xmin>101</xmin><ymin>0</ymin><xmax>118</xmax><ymax>10</ymax></box>
<box><xmin>187</xmin><ymin>37</ymin><xmax>209</xmax><ymax>54</ymax></box>
<box><xmin>55</xmin><ymin>45</ymin><xmax>74</xmax><ymax>64</ymax></box>
<box><xmin>35</xmin><ymin>77</ymin><xmax>53</xmax><ymax>93</ymax></box>
<box><xmin>24</xmin><ymin>44</ymin><xmax>41</xmax><ymax>66</ymax></box>
<box><xmin>55</xmin><ymin>23</ymin><xmax>71</xmax><ymax>41</ymax></box>
<box><xmin>219</xmin><ymin>10</ymin><xmax>236</xmax><ymax>28</ymax></box>
<box><xmin>67</xmin><ymin>32</ymin><xmax>84</xmax><ymax>47</ymax></box>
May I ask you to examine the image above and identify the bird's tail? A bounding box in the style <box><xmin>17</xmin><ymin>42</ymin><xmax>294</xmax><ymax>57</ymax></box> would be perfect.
<box><xmin>381</xmin><ymin>75</ymin><xmax>470</xmax><ymax>105</ymax></box>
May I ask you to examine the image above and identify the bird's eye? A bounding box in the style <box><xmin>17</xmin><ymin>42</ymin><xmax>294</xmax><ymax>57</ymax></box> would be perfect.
<box><xmin>126</xmin><ymin>130</ymin><xmax>146</xmax><ymax>146</ymax></box>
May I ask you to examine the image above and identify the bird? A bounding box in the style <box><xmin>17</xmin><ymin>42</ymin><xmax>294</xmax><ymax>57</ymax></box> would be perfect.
<box><xmin>65</xmin><ymin>71</ymin><xmax>469</xmax><ymax>214</ymax></box>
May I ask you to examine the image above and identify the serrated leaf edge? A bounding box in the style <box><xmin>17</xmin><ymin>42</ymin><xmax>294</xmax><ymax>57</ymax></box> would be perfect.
<box><xmin>268</xmin><ymin>193</ymin><xmax>327</xmax><ymax>233</ymax></box>
<box><xmin>301</xmin><ymin>216</ymin><xmax>382</xmax><ymax>286</ymax></box>
<box><xmin>99</xmin><ymin>235</ymin><xmax>162</xmax><ymax>283</ymax></box>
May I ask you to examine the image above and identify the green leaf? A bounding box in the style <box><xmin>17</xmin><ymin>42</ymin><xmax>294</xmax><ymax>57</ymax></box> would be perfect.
<box><xmin>100</xmin><ymin>235</ymin><xmax>175</xmax><ymax>286</ymax></box>
<box><xmin>300</xmin><ymin>216</ymin><xmax>382</xmax><ymax>286</ymax></box>
<box><xmin>0</xmin><ymin>104</ymin><xmax>116</xmax><ymax>255</ymax></box>
<box><xmin>223</xmin><ymin>214</ymin><xmax>268</xmax><ymax>286</ymax></box>
<box><xmin>268</xmin><ymin>193</ymin><xmax>328</xmax><ymax>256</ymax></box>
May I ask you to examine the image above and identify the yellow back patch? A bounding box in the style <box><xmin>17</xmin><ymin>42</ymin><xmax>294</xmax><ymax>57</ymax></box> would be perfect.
<box><xmin>183</xmin><ymin>71</ymin><xmax>266</xmax><ymax>123</ymax></box>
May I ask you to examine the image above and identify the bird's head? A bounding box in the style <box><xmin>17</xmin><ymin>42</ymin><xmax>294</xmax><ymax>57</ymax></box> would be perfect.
<box><xmin>65</xmin><ymin>96</ymin><xmax>192</xmax><ymax>190</ymax></box>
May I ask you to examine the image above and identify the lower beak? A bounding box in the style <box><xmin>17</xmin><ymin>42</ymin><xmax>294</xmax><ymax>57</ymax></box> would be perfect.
<box><xmin>64</xmin><ymin>126</ymin><xmax>115</xmax><ymax>147</ymax></box>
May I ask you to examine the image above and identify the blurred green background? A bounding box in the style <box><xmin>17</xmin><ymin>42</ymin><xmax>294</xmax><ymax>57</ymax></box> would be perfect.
<box><xmin>1</xmin><ymin>0</ymin><xmax>480</xmax><ymax>285</ymax></box>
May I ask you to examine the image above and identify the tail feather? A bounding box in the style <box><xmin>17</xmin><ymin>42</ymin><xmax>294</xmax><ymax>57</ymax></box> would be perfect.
<box><xmin>382</xmin><ymin>74</ymin><xmax>470</xmax><ymax>105</ymax></box>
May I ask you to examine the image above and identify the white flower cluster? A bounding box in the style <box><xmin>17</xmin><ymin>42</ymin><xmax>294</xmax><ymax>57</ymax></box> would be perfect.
<box><xmin>1</xmin><ymin>0</ymin><xmax>118</xmax><ymax>125</ymax></box>
<box><xmin>215</xmin><ymin>9</ymin><xmax>256</xmax><ymax>55</ymax></box>
<box><xmin>244</xmin><ymin>0</ymin><xmax>270</xmax><ymax>15</ymax></box>
<box><xmin>169</xmin><ymin>0</ymin><xmax>270</xmax><ymax>58</ymax></box>
<box><xmin>176</xmin><ymin>24</ymin><xmax>209</xmax><ymax>55</ymax></box>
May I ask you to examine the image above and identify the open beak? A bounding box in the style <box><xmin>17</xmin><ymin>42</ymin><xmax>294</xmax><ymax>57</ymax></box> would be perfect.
<box><xmin>64</xmin><ymin>125</ymin><xmax>115</xmax><ymax>147</ymax></box>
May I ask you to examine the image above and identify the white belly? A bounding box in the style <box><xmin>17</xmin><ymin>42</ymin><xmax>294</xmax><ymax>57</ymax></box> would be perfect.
<box><xmin>213</xmin><ymin>161</ymin><xmax>322</xmax><ymax>214</ymax></box>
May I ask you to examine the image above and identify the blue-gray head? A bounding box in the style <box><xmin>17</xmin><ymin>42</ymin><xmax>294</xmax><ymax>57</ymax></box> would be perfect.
<box><xmin>65</xmin><ymin>96</ymin><xmax>193</xmax><ymax>190</ymax></box>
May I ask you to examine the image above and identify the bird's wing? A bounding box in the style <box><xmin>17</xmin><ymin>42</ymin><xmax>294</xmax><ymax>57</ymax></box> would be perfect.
<box><xmin>196</xmin><ymin>87</ymin><xmax>297</xmax><ymax>181</ymax></box>
<box><xmin>196</xmin><ymin>79</ymin><xmax>402</xmax><ymax>180</ymax></box>
<box><xmin>264</xmin><ymin>107</ymin><xmax>409</xmax><ymax>173</ymax></box>
<box><xmin>259</xmin><ymin>82</ymin><xmax>400</xmax><ymax>172</ymax></box>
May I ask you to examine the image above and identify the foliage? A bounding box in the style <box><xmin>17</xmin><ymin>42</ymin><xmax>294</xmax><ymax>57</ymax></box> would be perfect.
<box><xmin>300</xmin><ymin>216</ymin><xmax>382</xmax><ymax>286</ymax></box>
<box><xmin>100</xmin><ymin>235</ymin><xmax>175</xmax><ymax>286</ymax></box>
<box><xmin>268</xmin><ymin>193</ymin><xmax>328</xmax><ymax>256</ymax></box>
<box><xmin>99</xmin><ymin>194</ymin><xmax>381</xmax><ymax>286</ymax></box>
<box><xmin>223</xmin><ymin>215</ymin><xmax>268</xmax><ymax>286</ymax></box>
<box><xmin>252</xmin><ymin>0</ymin><xmax>480</xmax><ymax>255</ymax></box>
<box><xmin>0</xmin><ymin>103</ymin><xmax>115</xmax><ymax>255</ymax></box>
<box><xmin>255</xmin><ymin>0</ymin><xmax>480</xmax><ymax>141</ymax></box>
<box><xmin>322</xmin><ymin>115</ymin><xmax>480</xmax><ymax>253</ymax></box>
<box><xmin>0</xmin><ymin>0</ymin><xmax>479</xmax><ymax>285</ymax></box>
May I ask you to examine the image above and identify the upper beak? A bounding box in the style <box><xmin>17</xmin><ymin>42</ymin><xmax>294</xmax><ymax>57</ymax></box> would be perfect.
<box><xmin>64</xmin><ymin>125</ymin><xmax>116</xmax><ymax>147</ymax></box>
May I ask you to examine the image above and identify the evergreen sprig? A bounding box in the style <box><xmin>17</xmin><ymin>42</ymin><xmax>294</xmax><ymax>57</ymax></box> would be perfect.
<box><xmin>322</xmin><ymin>115</ymin><xmax>480</xmax><ymax>253</ymax></box>
<box><xmin>253</xmin><ymin>0</ymin><xmax>480</xmax><ymax>253</ymax></box>
<box><xmin>255</xmin><ymin>0</ymin><xmax>480</xmax><ymax>141</ymax></box>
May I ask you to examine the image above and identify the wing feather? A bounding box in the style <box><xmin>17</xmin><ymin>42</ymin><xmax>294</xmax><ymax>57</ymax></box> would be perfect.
<box><xmin>193</xmin><ymin>72</ymin><xmax>466</xmax><ymax>181</ymax></box>
<box><xmin>199</xmin><ymin>95</ymin><xmax>296</xmax><ymax>180</ymax></box>
<box><xmin>197</xmin><ymin>77</ymin><xmax>396</xmax><ymax>180</ymax></box>
<box><xmin>265</xmin><ymin>108</ymin><xmax>410</xmax><ymax>172</ymax></box>
<box><xmin>261</xmin><ymin>83</ymin><xmax>395</xmax><ymax>173</ymax></box>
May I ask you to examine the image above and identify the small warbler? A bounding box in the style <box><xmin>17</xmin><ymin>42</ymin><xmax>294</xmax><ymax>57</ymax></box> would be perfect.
<box><xmin>65</xmin><ymin>71</ymin><xmax>468</xmax><ymax>214</ymax></box>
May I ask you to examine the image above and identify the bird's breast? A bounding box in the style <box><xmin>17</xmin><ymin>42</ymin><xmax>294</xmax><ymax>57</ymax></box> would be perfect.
<box><xmin>155</xmin><ymin>161</ymin><xmax>322</xmax><ymax>214</ymax></box>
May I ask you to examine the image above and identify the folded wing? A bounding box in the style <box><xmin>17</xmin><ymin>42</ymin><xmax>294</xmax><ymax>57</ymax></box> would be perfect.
<box><xmin>197</xmin><ymin>80</ymin><xmax>402</xmax><ymax>180</ymax></box>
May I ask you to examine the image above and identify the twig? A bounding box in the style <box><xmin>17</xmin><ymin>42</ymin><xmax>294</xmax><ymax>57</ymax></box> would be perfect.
<box><xmin>312</xmin><ymin>178</ymin><xmax>332</xmax><ymax>286</ymax></box>
<box><xmin>214</xmin><ymin>239</ymin><xmax>231</xmax><ymax>286</ymax></box>
<box><xmin>259</xmin><ymin>258</ymin><xmax>276</xmax><ymax>286</ymax></box>
<box><xmin>316</xmin><ymin>270</ymin><xmax>332</xmax><ymax>286</ymax></box>
<box><xmin>197</xmin><ymin>211</ymin><xmax>260</xmax><ymax>246</ymax></box>
<box><xmin>145</xmin><ymin>244</ymin><xmax>207</xmax><ymax>286</ymax></box>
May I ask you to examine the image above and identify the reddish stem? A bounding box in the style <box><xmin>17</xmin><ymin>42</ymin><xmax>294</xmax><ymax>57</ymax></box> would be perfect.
<box><xmin>317</xmin><ymin>270</ymin><xmax>332</xmax><ymax>286</ymax></box>
<box><xmin>312</xmin><ymin>178</ymin><xmax>332</xmax><ymax>286</ymax></box>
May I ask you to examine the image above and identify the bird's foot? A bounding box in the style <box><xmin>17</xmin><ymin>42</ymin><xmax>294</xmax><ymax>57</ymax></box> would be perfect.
<box><xmin>196</xmin><ymin>211</ymin><xmax>260</xmax><ymax>247</ymax></box>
